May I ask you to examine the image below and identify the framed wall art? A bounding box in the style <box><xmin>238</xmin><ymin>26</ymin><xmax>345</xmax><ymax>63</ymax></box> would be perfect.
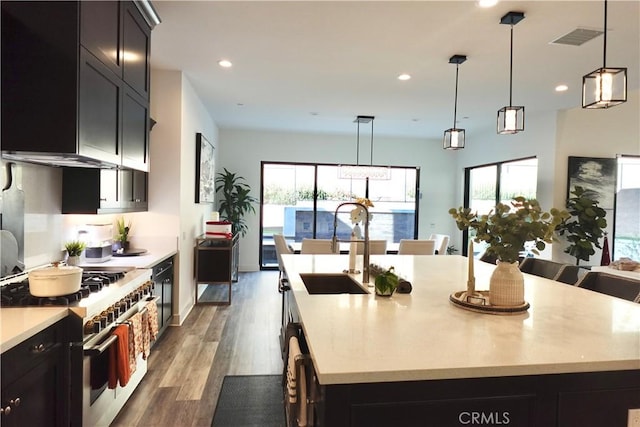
<box><xmin>195</xmin><ymin>133</ymin><xmax>215</xmax><ymax>203</ymax></box>
<box><xmin>567</xmin><ymin>156</ymin><xmax>616</xmax><ymax>210</ymax></box>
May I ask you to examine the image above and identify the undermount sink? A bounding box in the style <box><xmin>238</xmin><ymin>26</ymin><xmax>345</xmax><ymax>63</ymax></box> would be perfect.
<box><xmin>299</xmin><ymin>273</ymin><xmax>368</xmax><ymax>295</ymax></box>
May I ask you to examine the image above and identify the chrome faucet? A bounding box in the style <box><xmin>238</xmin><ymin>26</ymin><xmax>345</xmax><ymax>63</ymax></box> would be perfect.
<box><xmin>331</xmin><ymin>202</ymin><xmax>370</xmax><ymax>283</ymax></box>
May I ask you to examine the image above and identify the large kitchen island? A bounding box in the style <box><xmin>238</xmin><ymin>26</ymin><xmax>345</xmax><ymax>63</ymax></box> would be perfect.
<box><xmin>282</xmin><ymin>254</ymin><xmax>640</xmax><ymax>427</ymax></box>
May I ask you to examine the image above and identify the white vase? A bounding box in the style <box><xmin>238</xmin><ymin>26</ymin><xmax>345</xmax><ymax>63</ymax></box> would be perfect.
<box><xmin>67</xmin><ymin>255</ymin><xmax>80</xmax><ymax>266</ymax></box>
<box><xmin>489</xmin><ymin>260</ymin><xmax>525</xmax><ymax>306</ymax></box>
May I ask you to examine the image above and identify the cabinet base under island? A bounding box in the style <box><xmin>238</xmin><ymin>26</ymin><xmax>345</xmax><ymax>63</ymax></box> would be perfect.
<box><xmin>312</xmin><ymin>369</ymin><xmax>640</xmax><ymax>427</ymax></box>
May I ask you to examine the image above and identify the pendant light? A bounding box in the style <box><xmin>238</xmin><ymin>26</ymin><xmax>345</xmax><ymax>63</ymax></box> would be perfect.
<box><xmin>443</xmin><ymin>55</ymin><xmax>467</xmax><ymax>150</ymax></box>
<box><xmin>582</xmin><ymin>0</ymin><xmax>627</xmax><ymax>109</ymax></box>
<box><xmin>339</xmin><ymin>116</ymin><xmax>391</xmax><ymax>181</ymax></box>
<box><xmin>497</xmin><ymin>11</ymin><xmax>525</xmax><ymax>135</ymax></box>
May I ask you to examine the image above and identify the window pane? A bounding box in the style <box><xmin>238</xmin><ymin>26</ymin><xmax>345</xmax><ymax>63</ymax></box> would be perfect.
<box><xmin>260</xmin><ymin>162</ymin><xmax>419</xmax><ymax>268</ymax></box>
<box><xmin>499</xmin><ymin>158</ymin><xmax>538</xmax><ymax>204</ymax></box>
<box><xmin>261</xmin><ymin>163</ymin><xmax>315</xmax><ymax>267</ymax></box>
<box><xmin>614</xmin><ymin>156</ymin><xmax>640</xmax><ymax>260</ymax></box>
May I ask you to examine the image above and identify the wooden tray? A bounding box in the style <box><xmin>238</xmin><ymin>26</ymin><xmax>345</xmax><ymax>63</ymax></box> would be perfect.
<box><xmin>449</xmin><ymin>290</ymin><xmax>529</xmax><ymax>315</ymax></box>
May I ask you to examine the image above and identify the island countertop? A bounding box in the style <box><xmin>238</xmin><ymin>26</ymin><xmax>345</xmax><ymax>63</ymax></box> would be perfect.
<box><xmin>282</xmin><ymin>254</ymin><xmax>640</xmax><ymax>385</ymax></box>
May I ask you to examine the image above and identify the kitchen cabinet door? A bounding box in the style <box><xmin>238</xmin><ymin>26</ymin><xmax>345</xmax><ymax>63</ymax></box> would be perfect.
<box><xmin>78</xmin><ymin>48</ymin><xmax>123</xmax><ymax>166</ymax></box>
<box><xmin>1</xmin><ymin>319</ymin><xmax>69</xmax><ymax>427</ymax></box>
<box><xmin>80</xmin><ymin>1</ymin><xmax>122</xmax><ymax>77</ymax></box>
<box><xmin>122</xmin><ymin>2</ymin><xmax>151</xmax><ymax>99</ymax></box>
<box><xmin>121</xmin><ymin>87</ymin><xmax>149</xmax><ymax>171</ymax></box>
<box><xmin>120</xmin><ymin>168</ymin><xmax>148</xmax><ymax>211</ymax></box>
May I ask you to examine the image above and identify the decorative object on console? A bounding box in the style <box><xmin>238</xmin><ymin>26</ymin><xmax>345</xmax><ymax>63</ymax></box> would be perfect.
<box><xmin>443</xmin><ymin>54</ymin><xmax>467</xmax><ymax>150</ymax></box>
<box><xmin>497</xmin><ymin>11</ymin><xmax>525</xmax><ymax>134</ymax></box>
<box><xmin>450</xmin><ymin>197</ymin><xmax>567</xmax><ymax>306</ymax></box>
<box><xmin>582</xmin><ymin>0</ymin><xmax>627</xmax><ymax>108</ymax></box>
<box><xmin>215</xmin><ymin>168</ymin><xmax>257</xmax><ymax>238</ymax></box>
<box><xmin>556</xmin><ymin>185</ymin><xmax>608</xmax><ymax>266</ymax></box>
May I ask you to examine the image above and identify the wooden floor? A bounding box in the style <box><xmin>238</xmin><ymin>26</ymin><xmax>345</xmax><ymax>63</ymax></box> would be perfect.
<box><xmin>112</xmin><ymin>271</ymin><xmax>284</xmax><ymax>426</ymax></box>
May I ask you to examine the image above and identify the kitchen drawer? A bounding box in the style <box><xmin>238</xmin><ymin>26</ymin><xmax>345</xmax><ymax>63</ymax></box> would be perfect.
<box><xmin>1</xmin><ymin>318</ymin><xmax>65</xmax><ymax>388</ymax></box>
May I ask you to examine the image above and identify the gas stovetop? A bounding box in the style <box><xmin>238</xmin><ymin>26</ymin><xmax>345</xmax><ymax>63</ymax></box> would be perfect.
<box><xmin>0</xmin><ymin>266</ymin><xmax>152</xmax><ymax>320</ymax></box>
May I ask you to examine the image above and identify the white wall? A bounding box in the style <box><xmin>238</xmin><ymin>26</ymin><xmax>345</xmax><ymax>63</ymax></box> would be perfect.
<box><xmin>147</xmin><ymin>69</ymin><xmax>218</xmax><ymax>324</ymax></box>
<box><xmin>218</xmin><ymin>128</ymin><xmax>459</xmax><ymax>271</ymax></box>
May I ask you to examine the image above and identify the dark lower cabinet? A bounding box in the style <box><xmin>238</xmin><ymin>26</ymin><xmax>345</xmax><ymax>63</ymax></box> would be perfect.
<box><xmin>151</xmin><ymin>256</ymin><xmax>174</xmax><ymax>340</ymax></box>
<box><xmin>311</xmin><ymin>370</ymin><xmax>640</xmax><ymax>427</ymax></box>
<box><xmin>1</xmin><ymin>318</ymin><xmax>70</xmax><ymax>427</ymax></box>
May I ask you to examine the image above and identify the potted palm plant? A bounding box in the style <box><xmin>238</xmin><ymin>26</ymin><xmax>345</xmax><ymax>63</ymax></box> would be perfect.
<box><xmin>214</xmin><ymin>168</ymin><xmax>257</xmax><ymax>238</ymax></box>
<box><xmin>449</xmin><ymin>197</ymin><xmax>568</xmax><ymax>306</ymax></box>
<box><xmin>556</xmin><ymin>186</ymin><xmax>607</xmax><ymax>266</ymax></box>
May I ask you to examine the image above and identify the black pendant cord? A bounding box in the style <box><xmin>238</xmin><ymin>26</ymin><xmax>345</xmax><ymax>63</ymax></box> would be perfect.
<box><xmin>356</xmin><ymin>121</ymin><xmax>360</xmax><ymax>166</ymax></box>
<box><xmin>603</xmin><ymin>0</ymin><xmax>608</xmax><ymax>68</ymax></box>
<box><xmin>453</xmin><ymin>64</ymin><xmax>460</xmax><ymax>128</ymax></box>
<box><xmin>509</xmin><ymin>24</ymin><xmax>514</xmax><ymax>107</ymax></box>
<box><xmin>369</xmin><ymin>120</ymin><xmax>374</xmax><ymax>166</ymax></box>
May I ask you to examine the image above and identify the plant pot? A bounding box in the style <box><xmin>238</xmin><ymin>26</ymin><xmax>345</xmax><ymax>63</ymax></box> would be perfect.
<box><xmin>375</xmin><ymin>288</ymin><xmax>395</xmax><ymax>297</ymax></box>
<box><xmin>66</xmin><ymin>255</ymin><xmax>80</xmax><ymax>266</ymax></box>
<box><xmin>489</xmin><ymin>260</ymin><xmax>525</xmax><ymax>306</ymax></box>
<box><xmin>112</xmin><ymin>241</ymin><xmax>130</xmax><ymax>252</ymax></box>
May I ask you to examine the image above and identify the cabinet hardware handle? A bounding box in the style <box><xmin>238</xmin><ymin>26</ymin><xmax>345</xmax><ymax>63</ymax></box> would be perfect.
<box><xmin>1</xmin><ymin>406</ymin><xmax>10</xmax><ymax>415</ymax></box>
<box><xmin>100</xmin><ymin>198</ymin><xmax>107</xmax><ymax>201</ymax></box>
<box><xmin>29</xmin><ymin>343</ymin><xmax>58</xmax><ymax>354</ymax></box>
<box><xmin>10</xmin><ymin>398</ymin><xmax>20</xmax><ymax>407</ymax></box>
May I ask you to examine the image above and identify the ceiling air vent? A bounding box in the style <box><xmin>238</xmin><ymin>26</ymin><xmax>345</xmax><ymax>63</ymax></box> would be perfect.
<box><xmin>550</xmin><ymin>28</ymin><xmax>603</xmax><ymax>46</ymax></box>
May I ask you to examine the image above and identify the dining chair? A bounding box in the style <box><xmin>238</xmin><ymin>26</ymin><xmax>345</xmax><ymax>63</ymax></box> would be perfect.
<box><xmin>519</xmin><ymin>258</ymin><xmax>566</xmax><ymax>281</ymax></box>
<box><xmin>576</xmin><ymin>271</ymin><xmax>640</xmax><ymax>302</ymax></box>
<box><xmin>429</xmin><ymin>234</ymin><xmax>450</xmax><ymax>255</ymax></box>
<box><xmin>355</xmin><ymin>240</ymin><xmax>387</xmax><ymax>255</ymax></box>
<box><xmin>300</xmin><ymin>238</ymin><xmax>338</xmax><ymax>254</ymax></box>
<box><xmin>398</xmin><ymin>239</ymin><xmax>436</xmax><ymax>255</ymax></box>
<box><xmin>273</xmin><ymin>234</ymin><xmax>293</xmax><ymax>283</ymax></box>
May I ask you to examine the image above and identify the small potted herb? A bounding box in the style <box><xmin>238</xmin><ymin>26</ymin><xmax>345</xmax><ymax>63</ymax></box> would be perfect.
<box><xmin>64</xmin><ymin>240</ymin><xmax>86</xmax><ymax>266</ymax></box>
<box><xmin>114</xmin><ymin>217</ymin><xmax>132</xmax><ymax>251</ymax></box>
<box><xmin>374</xmin><ymin>266</ymin><xmax>399</xmax><ymax>297</ymax></box>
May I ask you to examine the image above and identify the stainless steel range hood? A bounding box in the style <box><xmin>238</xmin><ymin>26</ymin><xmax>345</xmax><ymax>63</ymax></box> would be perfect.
<box><xmin>1</xmin><ymin>152</ymin><xmax>120</xmax><ymax>169</ymax></box>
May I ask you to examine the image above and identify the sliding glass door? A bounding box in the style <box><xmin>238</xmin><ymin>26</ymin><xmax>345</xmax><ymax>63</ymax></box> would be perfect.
<box><xmin>614</xmin><ymin>155</ymin><xmax>640</xmax><ymax>261</ymax></box>
<box><xmin>464</xmin><ymin>157</ymin><xmax>538</xmax><ymax>256</ymax></box>
<box><xmin>260</xmin><ymin>162</ymin><xmax>419</xmax><ymax>268</ymax></box>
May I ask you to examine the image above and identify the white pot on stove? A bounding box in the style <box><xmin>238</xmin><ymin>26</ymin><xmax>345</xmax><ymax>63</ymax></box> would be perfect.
<box><xmin>28</xmin><ymin>264</ymin><xmax>83</xmax><ymax>297</ymax></box>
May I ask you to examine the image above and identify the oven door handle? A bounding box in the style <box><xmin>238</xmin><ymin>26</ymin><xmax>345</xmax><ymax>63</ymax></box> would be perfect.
<box><xmin>84</xmin><ymin>334</ymin><xmax>118</xmax><ymax>356</ymax></box>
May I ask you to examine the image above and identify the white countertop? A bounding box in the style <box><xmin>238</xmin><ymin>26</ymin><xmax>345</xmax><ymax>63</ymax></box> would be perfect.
<box><xmin>0</xmin><ymin>239</ymin><xmax>178</xmax><ymax>354</ymax></box>
<box><xmin>282</xmin><ymin>254</ymin><xmax>640</xmax><ymax>385</ymax></box>
<box><xmin>78</xmin><ymin>239</ymin><xmax>177</xmax><ymax>269</ymax></box>
<box><xmin>1</xmin><ymin>307</ymin><xmax>69</xmax><ymax>353</ymax></box>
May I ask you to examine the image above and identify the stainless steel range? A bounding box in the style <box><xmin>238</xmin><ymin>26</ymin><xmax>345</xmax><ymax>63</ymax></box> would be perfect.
<box><xmin>1</xmin><ymin>265</ymin><xmax>154</xmax><ymax>426</ymax></box>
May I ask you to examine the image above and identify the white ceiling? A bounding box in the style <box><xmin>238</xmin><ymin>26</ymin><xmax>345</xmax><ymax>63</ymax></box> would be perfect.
<box><xmin>150</xmin><ymin>1</ymin><xmax>640</xmax><ymax>139</ymax></box>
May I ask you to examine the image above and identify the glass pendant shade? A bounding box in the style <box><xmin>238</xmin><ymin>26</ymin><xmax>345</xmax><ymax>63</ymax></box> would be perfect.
<box><xmin>443</xmin><ymin>128</ymin><xmax>465</xmax><ymax>150</ymax></box>
<box><xmin>497</xmin><ymin>106</ymin><xmax>524</xmax><ymax>134</ymax></box>
<box><xmin>582</xmin><ymin>67</ymin><xmax>627</xmax><ymax>108</ymax></box>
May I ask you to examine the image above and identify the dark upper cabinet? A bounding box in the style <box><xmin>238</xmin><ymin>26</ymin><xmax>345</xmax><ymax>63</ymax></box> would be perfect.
<box><xmin>62</xmin><ymin>168</ymin><xmax>147</xmax><ymax>214</ymax></box>
<box><xmin>1</xmin><ymin>1</ymin><xmax>151</xmax><ymax>171</ymax></box>
<box><xmin>122</xmin><ymin>2</ymin><xmax>151</xmax><ymax>99</ymax></box>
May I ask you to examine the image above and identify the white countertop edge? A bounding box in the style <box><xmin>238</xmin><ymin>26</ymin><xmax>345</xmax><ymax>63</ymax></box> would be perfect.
<box><xmin>1</xmin><ymin>308</ymin><xmax>69</xmax><ymax>353</ymax></box>
<box><xmin>316</xmin><ymin>360</ymin><xmax>640</xmax><ymax>385</ymax></box>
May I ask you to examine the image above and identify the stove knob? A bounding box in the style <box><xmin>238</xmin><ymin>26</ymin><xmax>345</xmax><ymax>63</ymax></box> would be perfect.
<box><xmin>99</xmin><ymin>313</ymin><xmax>108</xmax><ymax>329</ymax></box>
<box><xmin>84</xmin><ymin>320</ymin><xmax>95</xmax><ymax>335</ymax></box>
<box><xmin>92</xmin><ymin>316</ymin><xmax>102</xmax><ymax>333</ymax></box>
<box><xmin>107</xmin><ymin>307</ymin><xmax>115</xmax><ymax>323</ymax></box>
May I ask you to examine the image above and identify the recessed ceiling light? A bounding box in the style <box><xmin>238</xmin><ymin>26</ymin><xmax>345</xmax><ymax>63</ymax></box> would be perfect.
<box><xmin>398</xmin><ymin>73</ymin><xmax>411</xmax><ymax>81</ymax></box>
<box><xmin>310</xmin><ymin>112</ymin><xmax>319</xmax><ymax>116</ymax></box>
<box><xmin>555</xmin><ymin>84</ymin><xmax>569</xmax><ymax>92</ymax></box>
<box><xmin>478</xmin><ymin>0</ymin><xmax>498</xmax><ymax>8</ymax></box>
<box><xmin>218</xmin><ymin>59</ymin><xmax>232</xmax><ymax>68</ymax></box>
